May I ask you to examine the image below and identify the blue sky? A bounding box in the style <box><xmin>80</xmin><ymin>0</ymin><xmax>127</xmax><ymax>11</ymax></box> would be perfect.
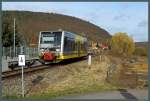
<box><xmin>2</xmin><ymin>2</ymin><xmax>148</xmax><ymax>42</ymax></box>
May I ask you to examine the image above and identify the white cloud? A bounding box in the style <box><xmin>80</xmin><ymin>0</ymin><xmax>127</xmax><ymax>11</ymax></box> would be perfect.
<box><xmin>138</xmin><ymin>20</ymin><xmax>148</xmax><ymax>27</ymax></box>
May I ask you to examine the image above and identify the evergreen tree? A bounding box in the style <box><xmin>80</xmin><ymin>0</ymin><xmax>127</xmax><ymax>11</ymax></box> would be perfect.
<box><xmin>2</xmin><ymin>19</ymin><xmax>20</xmax><ymax>47</ymax></box>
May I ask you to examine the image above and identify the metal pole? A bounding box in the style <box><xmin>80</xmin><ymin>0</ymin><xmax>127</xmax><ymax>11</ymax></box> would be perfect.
<box><xmin>22</xmin><ymin>65</ymin><xmax>24</xmax><ymax>97</ymax></box>
<box><xmin>20</xmin><ymin>46</ymin><xmax>24</xmax><ymax>97</ymax></box>
<box><xmin>0</xmin><ymin>8</ymin><xmax>2</xmax><ymax>97</ymax></box>
<box><xmin>13</xmin><ymin>18</ymin><xmax>16</xmax><ymax>58</ymax></box>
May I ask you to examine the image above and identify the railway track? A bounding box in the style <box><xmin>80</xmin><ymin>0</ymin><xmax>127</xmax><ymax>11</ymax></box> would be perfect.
<box><xmin>2</xmin><ymin>56</ymin><xmax>89</xmax><ymax>79</ymax></box>
<box><xmin>2</xmin><ymin>64</ymin><xmax>51</xmax><ymax>79</ymax></box>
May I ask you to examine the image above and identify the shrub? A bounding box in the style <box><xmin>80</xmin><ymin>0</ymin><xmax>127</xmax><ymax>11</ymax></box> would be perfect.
<box><xmin>110</xmin><ymin>32</ymin><xmax>135</xmax><ymax>56</ymax></box>
<box><xmin>134</xmin><ymin>46</ymin><xmax>148</xmax><ymax>56</ymax></box>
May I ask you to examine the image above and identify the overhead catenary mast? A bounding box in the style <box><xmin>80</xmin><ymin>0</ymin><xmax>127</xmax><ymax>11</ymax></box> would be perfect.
<box><xmin>13</xmin><ymin>18</ymin><xmax>16</xmax><ymax>58</ymax></box>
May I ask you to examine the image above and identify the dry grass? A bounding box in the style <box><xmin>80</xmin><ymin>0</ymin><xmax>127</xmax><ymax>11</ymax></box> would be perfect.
<box><xmin>125</xmin><ymin>56</ymin><xmax>148</xmax><ymax>74</ymax></box>
<box><xmin>3</xmin><ymin>54</ymin><xmax>148</xmax><ymax>99</ymax></box>
<box><xmin>111</xmin><ymin>55</ymin><xmax>148</xmax><ymax>89</ymax></box>
<box><xmin>128</xmin><ymin>63</ymin><xmax>148</xmax><ymax>74</ymax></box>
<box><xmin>27</xmin><ymin>56</ymin><xmax>117</xmax><ymax>99</ymax></box>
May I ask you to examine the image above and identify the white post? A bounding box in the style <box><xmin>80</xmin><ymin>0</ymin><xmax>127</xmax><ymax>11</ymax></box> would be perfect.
<box><xmin>88</xmin><ymin>55</ymin><xmax>91</xmax><ymax>66</ymax></box>
<box><xmin>22</xmin><ymin>65</ymin><xmax>24</xmax><ymax>97</ymax></box>
<box><xmin>13</xmin><ymin>18</ymin><xmax>16</xmax><ymax>58</ymax></box>
<box><xmin>100</xmin><ymin>55</ymin><xmax>102</xmax><ymax>61</ymax></box>
<box><xmin>19</xmin><ymin>46</ymin><xmax>25</xmax><ymax>97</ymax></box>
<box><xmin>21</xmin><ymin>46</ymin><xmax>24</xmax><ymax>97</ymax></box>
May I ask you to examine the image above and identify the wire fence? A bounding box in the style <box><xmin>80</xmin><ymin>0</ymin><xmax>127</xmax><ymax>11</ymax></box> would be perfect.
<box><xmin>2</xmin><ymin>47</ymin><xmax>38</xmax><ymax>58</ymax></box>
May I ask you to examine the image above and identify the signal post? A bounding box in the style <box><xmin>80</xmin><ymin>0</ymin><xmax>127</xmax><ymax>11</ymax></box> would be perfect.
<box><xmin>18</xmin><ymin>46</ymin><xmax>25</xmax><ymax>97</ymax></box>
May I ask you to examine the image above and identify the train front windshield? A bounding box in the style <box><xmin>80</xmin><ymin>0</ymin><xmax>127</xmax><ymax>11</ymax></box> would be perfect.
<box><xmin>40</xmin><ymin>32</ymin><xmax>62</xmax><ymax>51</ymax></box>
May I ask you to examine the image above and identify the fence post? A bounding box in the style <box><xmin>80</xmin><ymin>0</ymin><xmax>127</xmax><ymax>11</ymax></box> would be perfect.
<box><xmin>32</xmin><ymin>48</ymin><xmax>33</xmax><ymax>57</ymax></box>
<box><xmin>26</xmin><ymin>47</ymin><xmax>28</xmax><ymax>57</ymax></box>
<box><xmin>9</xmin><ymin>47</ymin><xmax>11</xmax><ymax>58</ymax></box>
<box><xmin>106</xmin><ymin>65</ymin><xmax>111</xmax><ymax>82</ymax></box>
<box><xmin>34</xmin><ymin>48</ymin><xmax>35</xmax><ymax>57</ymax></box>
<box><xmin>100</xmin><ymin>55</ymin><xmax>102</xmax><ymax>61</ymax></box>
<box><xmin>2</xmin><ymin>47</ymin><xmax>3</xmax><ymax>56</ymax></box>
<box><xmin>136</xmin><ymin>69</ymin><xmax>138</xmax><ymax>87</ymax></box>
<box><xmin>16</xmin><ymin>47</ymin><xmax>17</xmax><ymax>57</ymax></box>
<box><xmin>27</xmin><ymin>47</ymin><xmax>29</xmax><ymax>57</ymax></box>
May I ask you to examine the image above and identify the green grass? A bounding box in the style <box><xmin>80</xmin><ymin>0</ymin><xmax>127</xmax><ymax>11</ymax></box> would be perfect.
<box><xmin>2</xmin><ymin>95</ymin><xmax>20</xmax><ymax>99</ymax></box>
<box><xmin>3</xmin><ymin>83</ymin><xmax>118</xmax><ymax>99</ymax></box>
<box><xmin>26</xmin><ymin>82</ymin><xmax>118</xmax><ymax>99</ymax></box>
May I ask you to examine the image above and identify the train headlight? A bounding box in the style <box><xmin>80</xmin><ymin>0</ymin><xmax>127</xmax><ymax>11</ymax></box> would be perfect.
<box><xmin>40</xmin><ymin>49</ymin><xmax>45</xmax><ymax>55</ymax></box>
<box><xmin>56</xmin><ymin>49</ymin><xmax>60</xmax><ymax>52</ymax></box>
<box><xmin>40</xmin><ymin>49</ymin><xmax>44</xmax><ymax>52</ymax></box>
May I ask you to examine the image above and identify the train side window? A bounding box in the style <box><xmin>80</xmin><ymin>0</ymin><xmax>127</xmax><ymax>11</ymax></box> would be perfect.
<box><xmin>73</xmin><ymin>41</ymin><xmax>75</xmax><ymax>51</ymax></box>
<box><xmin>71</xmin><ymin>40</ymin><xmax>75</xmax><ymax>51</ymax></box>
<box><xmin>64</xmin><ymin>37</ymin><xmax>68</xmax><ymax>51</ymax></box>
<box><xmin>70</xmin><ymin>40</ymin><xmax>73</xmax><ymax>51</ymax></box>
<box><xmin>75</xmin><ymin>42</ymin><xmax>77</xmax><ymax>51</ymax></box>
<box><xmin>64</xmin><ymin>36</ymin><xmax>72</xmax><ymax>52</ymax></box>
<box><xmin>64</xmin><ymin>37</ymin><xmax>67</xmax><ymax>47</ymax></box>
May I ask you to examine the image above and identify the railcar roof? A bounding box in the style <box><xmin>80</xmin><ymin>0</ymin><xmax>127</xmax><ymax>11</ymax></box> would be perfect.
<box><xmin>40</xmin><ymin>31</ymin><xmax>63</xmax><ymax>33</ymax></box>
<box><xmin>40</xmin><ymin>30</ymin><xmax>87</xmax><ymax>39</ymax></box>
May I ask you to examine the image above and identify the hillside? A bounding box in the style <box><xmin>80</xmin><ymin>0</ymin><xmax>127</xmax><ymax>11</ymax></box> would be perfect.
<box><xmin>135</xmin><ymin>42</ymin><xmax>148</xmax><ymax>47</ymax></box>
<box><xmin>3</xmin><ymin>11</ymin><xmax>111</xmax><ymax>46</ymax></box>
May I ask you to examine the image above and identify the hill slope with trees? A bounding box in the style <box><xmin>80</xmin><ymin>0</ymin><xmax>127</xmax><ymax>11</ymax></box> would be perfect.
<box><xmin>3</xmin><ymin>11</ymin><xmax>111</xmax><ymax>46</ymax></box>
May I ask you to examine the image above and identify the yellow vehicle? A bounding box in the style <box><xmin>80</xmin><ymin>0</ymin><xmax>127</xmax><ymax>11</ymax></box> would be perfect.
<box><xmin>38</xmin><ymin>30</ymin><xmax>88</xmax><ymax>64</ymax></box>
